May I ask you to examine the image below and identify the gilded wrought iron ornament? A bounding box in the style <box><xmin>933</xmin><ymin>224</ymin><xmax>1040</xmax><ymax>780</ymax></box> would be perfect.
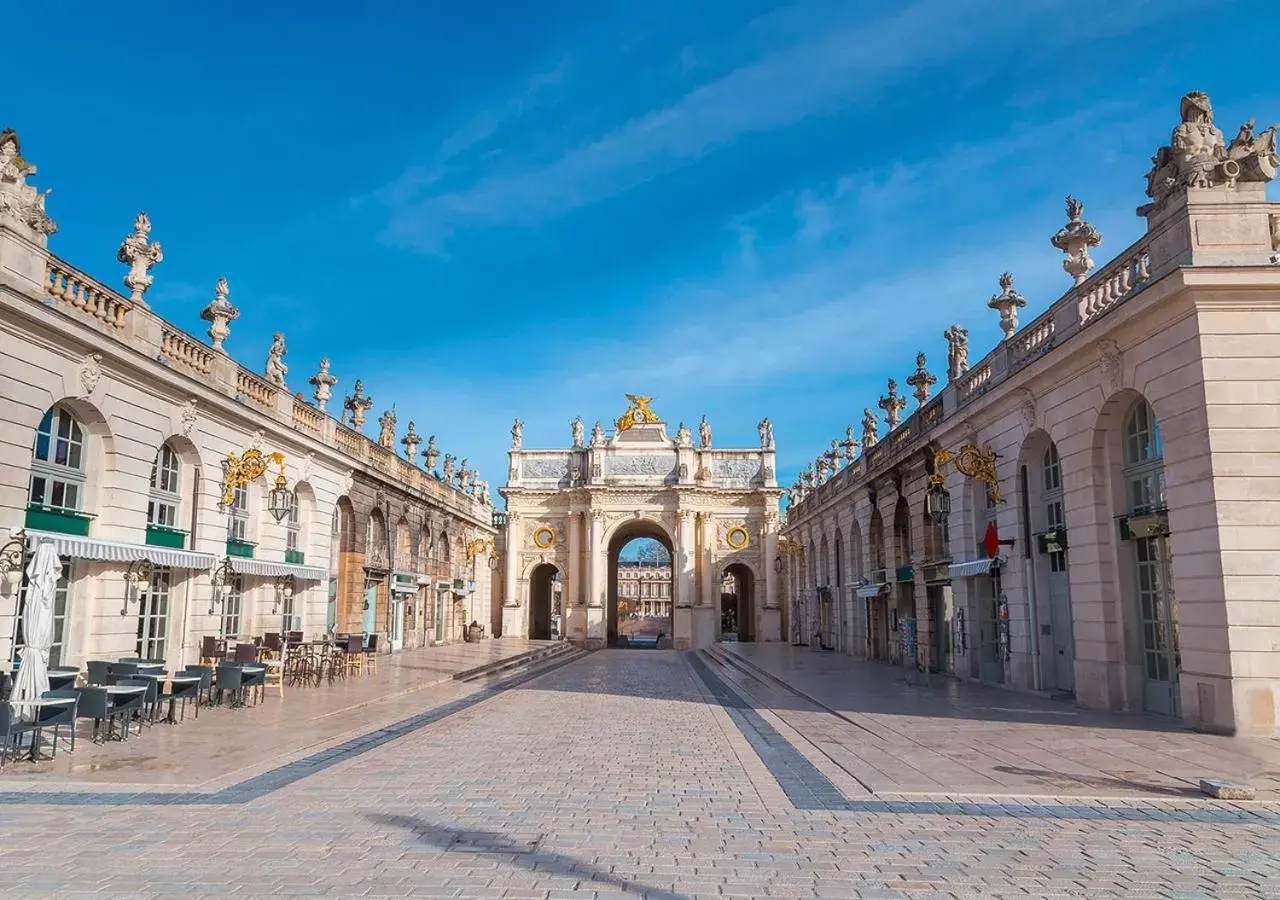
<box><xmin>221</xmin><ymin>448</ymin><xmax>285</xmax><ymax>508</ymax></box>
<box><xmin>931</xmin><ymin>443</ymin><xmax>1003</xmax><ymax>503</ymax></box>
<box><xmin>465</xmin><ymin>537</ymin><xmax>495</xmax><ymax>560</ymax></box>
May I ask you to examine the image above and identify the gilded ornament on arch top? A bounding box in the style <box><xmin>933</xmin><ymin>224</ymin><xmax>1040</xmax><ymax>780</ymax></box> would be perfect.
<box><xmin>614</xmin><ymin>393</ymin><xmax>661</xmax><ymax>432</ymax></box>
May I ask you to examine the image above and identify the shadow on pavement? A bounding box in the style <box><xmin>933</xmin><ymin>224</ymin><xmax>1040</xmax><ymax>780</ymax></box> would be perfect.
<box><xmin>367</xmin><ymin>814</ymin><xmax>690</xmax><ymax>900</ymax></box>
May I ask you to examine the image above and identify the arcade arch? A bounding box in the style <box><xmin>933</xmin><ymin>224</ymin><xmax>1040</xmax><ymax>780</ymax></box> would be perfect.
<box><xmin>607</xmin><ymin>520</ymin><xmax>674</xmax><ymax>648</ymax></box>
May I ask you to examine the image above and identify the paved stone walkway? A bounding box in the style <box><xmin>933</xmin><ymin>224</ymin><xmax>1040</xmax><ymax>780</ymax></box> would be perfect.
<box><xmin>718</xmin><ymin>643</ymin><xmax>1280</xmax><ymax>802</ymax></box>
<box><xmin>1</xmin><ymin>649</ymin><xmax>1277</xmax><ymax>898</ymax></box>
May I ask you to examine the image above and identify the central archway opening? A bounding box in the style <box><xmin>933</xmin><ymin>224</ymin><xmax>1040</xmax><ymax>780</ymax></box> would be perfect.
<box><xmin>720</xmin><ymin>564</ymin><xmax>755</xmax><ymax>642</ymax></box>
<box><xmin>608</xmin><ymin>528</ymin><xmax>673</xmax><ymax>649</ymax></box>
<box><xmin>529</xmin><ymin>563</ymin><xmax>562</xmax><ymax>641</ymax></box>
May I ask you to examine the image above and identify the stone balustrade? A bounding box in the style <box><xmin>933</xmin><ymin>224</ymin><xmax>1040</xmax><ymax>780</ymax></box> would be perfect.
<box><xmin>46</xmin><ymin>257</ymin><xmax>131</xmax><ymax>330</ymax></box>
<box><xmin>956</xmin><ymin>363</ymin><xmax>992</xmax><ymax>404</ymax></box>
<box><xmin>161</xmin><ymin>327</ymin><xmax>215</xmax><ymax>376</ymax></box>
<box><xmin>235</xmin><ymin>369</ymin><xmax>277</xmax><ymax>410</ymax></box>
<box><xmin>1077</xmin><ymin>242</ymin><xmax>1151</xmax><ymax>325</ymax></box>
<box><xmin>334</xmin><ymin>426</ymin><xmax>365</xmax><ymax>458</ymax></box>
<box><xmin>1012</xmin><ymin>315</ymin><xmax>1055</xmax><ymax>366</ymax></box>
<box><xmin>291</xmin><ymin>398</ymin><xmax>322</xmax><ymax>435</ymax></box>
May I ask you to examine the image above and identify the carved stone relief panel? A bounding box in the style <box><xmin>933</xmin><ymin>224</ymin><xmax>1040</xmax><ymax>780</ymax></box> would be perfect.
<box><xmin>712</xmin><ymin>458</ymin><xmax>762</xmax><ymax>486</ymax></box>
<box><xmin>605</xmin><ymin>453</ymin><xmax>677</xmax><ymax>479</ymax></box>
<box><xmin>522</xmin><ymin>458</ymin><xmax>570</xmax><ymax>480</ymax></box>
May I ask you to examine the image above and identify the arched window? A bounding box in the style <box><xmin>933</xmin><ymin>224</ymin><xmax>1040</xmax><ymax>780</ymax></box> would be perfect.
<box><xmin>147</xmin><ymin>443</ymin><xmax>182</xmax><ymax>530</ymax></box>
<box><xmin>1123</xmin><ymin>399</ymin><xmax>1166</xmax><ymax>512</ymax></box>
<box><xmin>29</xmin><ymin>406</ymin><xmax>87</xmax><ymax>513</ymax></box>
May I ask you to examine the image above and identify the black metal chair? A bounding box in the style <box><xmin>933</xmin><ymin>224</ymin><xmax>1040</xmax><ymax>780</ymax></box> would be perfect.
<box><xmin>74</xmin><ymin>686</ymin><xmax>114</xmax><ymax>743</ymax></box>
<box><xmin>34</xmin><ymin>689</ymin><xmax>79</xmax><ymax>755</ymax></box>
<box><xmin>167</xmin><ymin>676</ymin><xmax>201</xmax><ymax>722</ymax></box>
<box><xmin>0</xmin><ymin>702</ymin><xmax>37</xmax><ymax>767</ymax></box>
<box><xmin>180</xmin><ymin>665</ymin><xmax>214</xmax><ymax>709</ymax></box>
<box><xmin>110</xmin><ymin>679</ymin><xmax>148</xmax><ymax>739</ymax></box>
<box><xmin>86</xmin><ymin>660</ymin><xmax>111</xmax><ymax>685</ymax></box>
<box><xmin>239</xmin><ymin>665</ymin><xmax>267</xmax><ymax>706</ymax></box>
<box><xmin>215</xmin><ymin>665</ymin><xmax>244</xmax><ymax>708</ymax></box>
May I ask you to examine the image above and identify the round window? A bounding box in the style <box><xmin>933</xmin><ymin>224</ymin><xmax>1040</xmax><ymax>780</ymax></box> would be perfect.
<box><xmin>533</xmin><ymin>526</ymin><xmax>556</xmax><ymax>549</ymax></box>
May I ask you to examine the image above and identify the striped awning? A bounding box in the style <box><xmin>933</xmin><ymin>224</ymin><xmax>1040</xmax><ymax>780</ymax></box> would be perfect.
<box><xmin>228</xmin><ymin>557</ymin><xmax>327</xmax><ymax>581</ymax></box>
<box><xmin>948</xmin><ymin>557</ymin><xmax>996</xmax><ymax>578</ymax></box>
<box><xmin>24</xmin><ymin>530</ymin><xmax>217</xmax><ymax>570</ymax></box>
<box><xmin>855</xmin><ymin>584</ymin><xmax>885</xmax><ymax>598</ymax></box>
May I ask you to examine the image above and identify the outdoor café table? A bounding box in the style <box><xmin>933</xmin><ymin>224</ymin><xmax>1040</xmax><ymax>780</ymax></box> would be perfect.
<box><xmin>132</xmin><ymin>662</ymin><xmax>165</xmax><ymax>674</ymax></box>
<box><xmin>7</xmin><ymin>696</ymin><xmax>76</xmax><ymax>761</ymax></box>
<box><xmin>161</xmin><ymin>675</ymin><xmax>201</xmax><ymax>724</ymax></box>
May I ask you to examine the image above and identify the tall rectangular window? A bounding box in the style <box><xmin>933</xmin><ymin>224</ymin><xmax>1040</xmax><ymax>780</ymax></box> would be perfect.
<box><xmin>227</xmin><ymin>484</ymin><xmax>249</xmax><ymax>541</ymax></box>
<box><xmin>136</xmin><ymin>566</ymin><xmax>171</xmax><ymax>659</ymax></box>
<box><xmin>221</xmin><ymin>574</ymin><xmax>243</xmax><ymax>637</ymax></box>
<box><xmin>285</xmin><ymin>491</ymin><xmax>300</xmax><ymax>553</ymax></box>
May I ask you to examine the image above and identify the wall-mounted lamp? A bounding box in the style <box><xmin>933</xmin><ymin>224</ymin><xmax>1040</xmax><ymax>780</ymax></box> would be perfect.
<box><xmin>0</xmin><ymin>530</ymin><xmax>26</xmax><ymax>593</ymax></box>
<box><xmin>120</xmin><ymin>557</ymin><xmax>155</xmax><ymax>615</ymax></box>
<box><xmin>209</xmin><ymin>556</ymin><xmax>234</xmax><ymax>615</ymax></box>
<box><xmin>272</xmin><ymin>574</ymin><xmax>296</xmax><ymax>614</ymax></box>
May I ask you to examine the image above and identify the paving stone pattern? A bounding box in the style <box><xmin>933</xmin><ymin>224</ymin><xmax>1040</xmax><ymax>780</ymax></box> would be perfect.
<box><xmin>0</xmin><ymin>649</ymin><xmax>1277</xmax><ymax>898</ymax></box>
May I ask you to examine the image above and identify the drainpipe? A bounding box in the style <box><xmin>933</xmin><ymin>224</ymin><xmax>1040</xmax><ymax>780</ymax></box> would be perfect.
<box><xmin>1024</xmin><ymin>556</ymin><xmax>1041</xmax><ymax>692</ymax></box>
<box><xmin>1019</xmin><ymin>466</ymin><xmax>1042</xmax><ymax>692</ymax></box>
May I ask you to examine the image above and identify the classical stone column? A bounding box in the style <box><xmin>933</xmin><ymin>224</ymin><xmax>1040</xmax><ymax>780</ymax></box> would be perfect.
<box><xmin>764</xmin><ymin>516</ymin><xmax>779</xmax><ymax>610</ymax></box>
<box><xmin>503</xmin><ymin>513</ymin><xmax>520</xmax><ymax>634</ymax></box>
<box><xmin>585</xmin><ymin>510</ymin><xmax>606</xmax><ymax>648</ymax></box>
<box><xmin>698</xmin><ymin>513</ymin><xmax>715</xmax><ymax>607</ymax></box>
<box><xmin>762</xmin><ymin>515</ymin><xmax>781</xmax><ymax>640</ymax></box>
<box><xmin>675</xmin><ymin>509</ymin><xmax>697</xmax><ymax>650</ymax></box>
<box><xmin>567</xmin><ymin>510</ymin><xmax>582</xmax><ymax>608</ymax></box>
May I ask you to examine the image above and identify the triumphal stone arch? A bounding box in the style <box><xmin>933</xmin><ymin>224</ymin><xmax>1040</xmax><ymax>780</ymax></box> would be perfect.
<box><xmin>500</xmin><ymin>397</ymin><xmax>783</xmax><ymax>649</ymax></box>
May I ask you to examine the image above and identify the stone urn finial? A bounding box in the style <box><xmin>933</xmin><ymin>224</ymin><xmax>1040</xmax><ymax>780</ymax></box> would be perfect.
<box><xmin>1050</xmin><ymin>195</ymin><xmax>1103</xmax><ymax>285</ymax></box>
<box><xmin>117</xmin><ymin>211</ymin><xmax>163</xmax><ymax>306</ymax></box>
<box><xmin>309</xmin><ymin>357</ymin><xmax>338</xmax><ymax>411</ymax></box>
<box><xmin>423</xmin><ymin>434</ymin><xmax>439</xmax><ymax>472</ymax></box>
<box><xmin>402</xmin><ymin>421</ymin><xmax>422</xmax><ymax>461</ymax></box>
<box><xmin>842</xmin><ymin>425</ymin><xmax>857</xmax><ymax>461</ymax></box>
<box><xmin>200</xmin><ymin>277</ymin><xmax>239</xmax><ymax>353</ymax></box>
<box><xmin>878</xmin><ymin>379</ymin><xmax>906</xmax><ymax>429</ymax></box>
<box><xmin>343</xmin><ymin>379</ymin><xmax>374</xmax><ymax>430</ymax></box>
<box><xmin>905</xmin><ymin>351</ymin><xmax>936</xmax><ymax>406</ymax></box>
<box><xmin>988</xmin><ymin>272</ymin><xmax>1027</xmax><ymax>340</ymax></box>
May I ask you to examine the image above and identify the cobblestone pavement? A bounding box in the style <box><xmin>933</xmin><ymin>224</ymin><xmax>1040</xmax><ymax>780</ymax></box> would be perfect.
<box><xmin>1</xmin><ymin>649</ymin><xmax>1277</xmax><ymax>898</ymax></box>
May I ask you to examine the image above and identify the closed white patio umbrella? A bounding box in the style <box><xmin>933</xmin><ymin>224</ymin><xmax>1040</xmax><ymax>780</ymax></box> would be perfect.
<box><xmin>11</xmin><ymin>539</ymin><xmax>60</xmax><ymax>710</ymax></box>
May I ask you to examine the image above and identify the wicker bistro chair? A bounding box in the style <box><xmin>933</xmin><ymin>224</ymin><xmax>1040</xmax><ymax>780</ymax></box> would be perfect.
<box><xmin>199</xmin><ymin>635</ymin><xmax>222</xmax><ymax>667</ymax></box>
<box><xmin>214</xmin><ymin>665</ymin><xmax>245</xmax><ymax>708</ymax></box>
<box><xmin>344</xmin><ymin>635</ymin><xmax>364</xmax><ymax>677</ymax></box>
<box><xmin>109</xmin><ymin>680</ymin><xmax>148</xmax><ymax>740</ymax></box>
<box><xmin>363</xmin><ymin>633</ymin><xmax>380</xmax><ymax>675</ymax></box>
<box><xmin>35</xmin><ymin>689</ymin><xmax>80</xmax><ymax>755</ymax></box>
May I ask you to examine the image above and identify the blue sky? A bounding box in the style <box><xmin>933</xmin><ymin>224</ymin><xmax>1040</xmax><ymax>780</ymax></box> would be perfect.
<box><xmin>9</xmin><ymin>0</ymin><xmax>1277</xmax><ymax>506</ymax></box>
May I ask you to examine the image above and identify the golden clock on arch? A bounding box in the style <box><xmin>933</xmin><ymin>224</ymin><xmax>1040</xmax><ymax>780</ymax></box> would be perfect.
<box><xmin>614</xmin><ymin>393</ymin><xmax>660</xmax><ymax>433</ymax></box>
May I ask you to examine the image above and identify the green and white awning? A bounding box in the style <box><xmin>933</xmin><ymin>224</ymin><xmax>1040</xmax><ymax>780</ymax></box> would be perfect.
<box><xmin>227</xmin><ymin>557</ymin><xmax>327</xmax><ymax>581</ymax></box>
<box><xmin>948</xmin><ymin>557</ymin><xmax>996</xmax><ymax>578</ymax></box>
<box><xmin>24</xmin><ymin>530</ymin><xmax>217</xmax><ymax>570</ymax></box>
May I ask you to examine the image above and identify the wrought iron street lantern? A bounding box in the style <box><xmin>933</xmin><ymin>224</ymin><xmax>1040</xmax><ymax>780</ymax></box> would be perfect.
<box><xmin>774</xmin><ymin>555</ymin><xmax>783</xmax><ymax>574</ymax></box>
<box><xmin>120</xmin><ymin>557</ymin><xmax>155</xmax><ymax>615</ymax></box>
<box><xmin>925</xmin><ymin>481</ymin><xmax>951</xmax><ymax>525</ymax></box>
<box><xmin>267</xmin><ymin>467</ymin><xmax>293</xmax><ymax>523</ymax></box>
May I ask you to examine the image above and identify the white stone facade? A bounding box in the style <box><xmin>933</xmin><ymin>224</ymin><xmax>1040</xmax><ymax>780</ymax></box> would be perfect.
<box><xmin>0</xmin><ymin>126</ymin><xmax>494</xmax><ymax>674</ymax></box>
<box><xmin>783</xmin><ymin>92</ymin><xmax>1280</xmax><ymax>737</ymax></box>
<box><xmin>501</xmin><ymin>410</ymin><xmax>783</xmax><ymax>650</ymax></box>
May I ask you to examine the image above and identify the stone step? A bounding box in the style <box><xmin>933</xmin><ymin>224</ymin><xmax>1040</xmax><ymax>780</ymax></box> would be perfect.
<box><xmin>454</xmin><ymin>642</ymin><xmax>579</xmax><ymax>683</ymax></box>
